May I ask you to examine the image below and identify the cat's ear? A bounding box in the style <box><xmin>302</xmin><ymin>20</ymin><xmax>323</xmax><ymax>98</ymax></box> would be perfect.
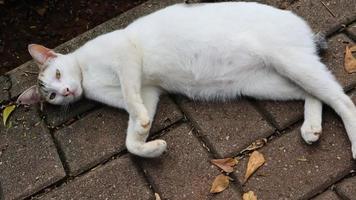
<box><xmin>28</xmin><ymin>44</ymin><xmax>57</xmax><ymax>67</ymax></box>
<box><xmin>17</xmin><ymin>85</ymin><xmax>41</xmax><ymax>105</ymax></box>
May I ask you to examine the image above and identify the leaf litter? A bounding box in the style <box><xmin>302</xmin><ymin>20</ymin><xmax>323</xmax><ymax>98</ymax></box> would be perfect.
<box><xmin>210</xmin><ymin>157</ymin><xmax>238</xmax><ymax>173</ymax></box>
<box><xmin>210</xmin><ymin>174</ymin><xmax>232</xmax><ymax>193</ymax></box>
<box><xmin>242</xmin><ymin>191</ymin><xmax>257</xmax><ymax>200</ymax></box>
<box><xmin>244</xmin><ymin>151</ymin><xmax>266</xmax><ymax>183</ymax></box>
<box><xmin>344</xmin><ymin>45</ymin><xmax>356</xmax><ymax>73</ymax></box>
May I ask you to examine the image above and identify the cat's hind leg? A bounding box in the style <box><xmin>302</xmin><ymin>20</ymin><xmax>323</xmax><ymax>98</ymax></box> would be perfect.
<box><xmin>241</xmin><ymin>70</ymin><xmax>323</xmax><ymax>144</ymax></box>
<box><xmin>270</xmin><ymin>50</ymin><xmax>356</xmax><ymax>158</ymax></box>
<box><xmin>301</xmin><ymin>96</ymin><xmax>323</xmax><ymax>144</ymax></box>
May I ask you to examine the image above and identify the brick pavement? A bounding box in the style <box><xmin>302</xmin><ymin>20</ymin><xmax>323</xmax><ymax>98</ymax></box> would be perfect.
<box><xmin>1</xmin><ymin>0</ymin><xmax>356</xmax><ymax>200</ymax></box>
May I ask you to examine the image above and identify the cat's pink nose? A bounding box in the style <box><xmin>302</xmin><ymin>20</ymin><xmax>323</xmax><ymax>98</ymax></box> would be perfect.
<box><xmin>62</xmin><ymin>88</ymin><xmax>74</xmax><ymax>96</ymax></box>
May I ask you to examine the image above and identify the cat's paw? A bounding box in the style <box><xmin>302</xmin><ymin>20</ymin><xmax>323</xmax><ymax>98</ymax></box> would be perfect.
<box><xmin>301</xmin><ymin>122</ymin><xmax>322</xmax><ymax>144</ymax></box>
<box><xmin>144</xmin><ymin>139</ymin><xmax>167</xmax><ymax>157</ymax></box>
<box><xmin>127</xmin><ymin>139</ymin><xmax>167</xmax><ymax>158</ymax></box>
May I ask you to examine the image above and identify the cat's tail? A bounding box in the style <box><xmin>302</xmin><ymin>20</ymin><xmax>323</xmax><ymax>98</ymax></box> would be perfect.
<box><xmin>313</xmin><ymin>32</ymin><xmax>328</xmax><ymax>54</ymax></box>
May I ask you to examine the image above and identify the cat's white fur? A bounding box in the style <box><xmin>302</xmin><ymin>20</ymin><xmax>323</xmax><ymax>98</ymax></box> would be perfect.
<box><xmin>18</xmin><ymin>2</ymin><xmax>356</xmax><ymax>158</ymax></box>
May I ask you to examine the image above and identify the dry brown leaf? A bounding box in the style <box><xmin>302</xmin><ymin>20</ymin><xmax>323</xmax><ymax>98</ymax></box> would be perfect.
<box><xmin>244</xmin><ymin>151</ymin><xmax>265</xmax><ymax>183</ymax></box>
<box><xmin>210</xmin><ymin>158</ymin><xmax>238</xmax><ymax>173</ymax></box>
<box><xmin>242</xmin><ymin>191</ymin><xmax>257</xmax><ymax>200</ymax></box>
<box><xmin>344</xmin><ymin>45</ymin><xmax>356</xmax><ymax>73</ymax></box>
<box><xmin>244</xmin><ymin>138</ymin><xmax>267</xmax><ymax>152</ymax></box>
<box><xmin>210</xmin><ymin>174</ymin><xmax>230</xmax><ymax>193</ymax></box>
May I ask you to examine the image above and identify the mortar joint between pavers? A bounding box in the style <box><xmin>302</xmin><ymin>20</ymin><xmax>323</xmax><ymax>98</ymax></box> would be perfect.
<box><xmin>132</xmin><ymin>156</ymin><xmax>162</xmax><ymax>198</ymax></box>
<box><xmin>25</xmin><ymin>149</ymin><xmax>130</xmax><ymax>200</ymax></box>
<box><xmin>326</xmin><ymin>18</ymin><xmax>356</xmax><ymax>39</ymax></box>
<box><xmin>334</xmin><ymin>171</ymin><xmax>356</xmax><ymax>200</ymax></box>
<box><xmin>248</xmin><ymin>99</ymin><xmax>282</xmax><ymax>131</ymax></box>
<box><xmin>345</xmin><ymin>20</ymin><xmax>356</xmax><ymax>42</ymax></box>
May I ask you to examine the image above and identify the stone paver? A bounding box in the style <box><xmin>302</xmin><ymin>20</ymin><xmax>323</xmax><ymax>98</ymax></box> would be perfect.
<box><xmin>139</xmin><ymin>123</ymin><xmax>242</xmax><ymax>200</ymax></box>
<box><xmin>44</xmin><ymin>99</ymin><xmax>98</xmax><ymax>128</ymax></box>
<box><xmin>54</xmin><ymin>95</ymin><xmax>182</xmax><ymax>176</ymax></box>
<box><xmin>243</xmin><ymin>0</ymin><xmax>294</xmax><ymax>9</ymax></box>
<box><xmin>0</xmin><ymin>106</ymin><xmax>65</xmax><ymax>200</ymax></box>
<box><xmin>255</xmin><ymin>100</ymin><xmax>304</xmax><ymax>131</ymax></box>
<box><xmin>0</xmin><ymin>75</ymin><xmax>10</xmax><ymax>104</ymax></box>
<box><xmin>150</xmin><ymin>95</ymin><xmax>183</xmax><ymax>134</ymax></box>
<box><xmin>312</xmin><ymin>190</ymin><xmax>341</xmax><ymax>200</ymax></box>
<box><xmin>346</xmin><ymin>22</ymin><xmax>356</xmax><ymax>41</ymax></box>
<box><xmin>255</xmin><ymin>34</ymin><xmax>355</xmax><ymax>131</ymax></box>
<box><xmin>234</xmin><ymin>111</ymin><xmax>355</xmax><ymax>199</ymax></box>
<box><xmin>290</xmin><ymin>0</ymin><xmax>340</xmax><ymax>34</ymax></box>
<box><xmin>290</xmin><ymin>0</ymin><xmax>356</xmax><ymax>35</ymax></box>
<box><xmin>322</xmin><ymin>34</ymin><xmax>356</xmax><ymax>90</ymax></box>
<box><xmin>336</xmin><ymin>176</ymin><xmax>356</xmax><ymax>199</ymax></box>
<box><xmin>53</xmin><ymin>107</ymin><xmax>128</xmax><ymax>176</ymax></box>
<box><xmin>318</xmin><ymin>0</ymin><xmax>356</xmax><ymax>24</ymax></box>
<box><xmin>176</xmin><ymin>96</ymin><xmax>275</xmax><ymax>157</ymax></box>
<box><xmin>37</xmin><ymin>154</ymin><xmax>153</xmax><ymax>200</ymax></box>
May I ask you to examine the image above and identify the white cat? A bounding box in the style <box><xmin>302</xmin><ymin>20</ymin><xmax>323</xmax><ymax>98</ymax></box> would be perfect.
<box><xmin>17</xmin><ymin>2</ymin><xmax>356</xmax><ymax>158</ymax></box>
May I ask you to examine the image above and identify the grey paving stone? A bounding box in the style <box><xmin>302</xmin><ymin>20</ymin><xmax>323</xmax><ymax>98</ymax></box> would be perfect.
<box><xmin>318</xmin><ymin>0</ymin><xmax>356</xmax><ymax>24</ymax></box>
<box><xmin>234</xmin><ymin>111</ymin><xmax>355</xmax><ymax>200</ymax></box>
<box><xmin>336</xmin><ymin>176</ymin><xmax>356</xmax><ymax>200</ymax></box>
<box><xmin>254</xmin><ymin>34</ymin><xmax>355</xmax><ymax>131</ymax></box>
<box><xmin>150</xmin><ymin>95</ymin><xmax>183</xmax><ymax>134</ymax></box>
<box><xmin>254</xmin><ymin>0</ymin><xmax>294</xmax><ymax>9</ymax></box>
<box><xmin>0</xmin><ymin>106</ymin><xmax>65</xmax><ymax>200</ymax></box>
<box><xmin>54</xmin><ymin>107</ymin><xmax>128</xmax><ymax>176</ymax></box>
<box><xmin>290</xmin><ymin>0</ymin><xmax>340</xmax><ymax>34</ymax></box>
<box><xmin>0</xmin><ymin>75</ymin><xmax>10</xmax><ymax>104</ymax></box>
<box><xmin>346</xmin><ymin>22</ymin><xmax>356</xmax><ymax>41</ymax></box>
<box><xmin>177</xmin><ymin>97</ymin><xmax>275</xmax><ymax>157</ymax></box>
<box><xmin>54</xmin><ymin>95</ymin><xmax>182</xmax><ymax>176</ymax></box>
<box><xmin>7</xmin><ymin>61</ymin><xmax>38</xmax><ymax>100</ymax></box>
<box><xmin>312</xmin><ymin>190</ymin><xmax>341</xmax><ymax>200</ymax></box>
<box><xmin>44</xmin><ymin>99</ymin><xmax>98</xmax><ymax>128</ymax></box>
<box><xmin>139</xmin><ymin>123</ymin><xmax>242</xmax><ymax>200</ymax></box>
<box><xmin>254</xmin><ymin>100</ymin><xmax>304</xmax><ymax>131</ymax></box>
<box><xmin>323</xmin><ymin>34</ymin><xmax>356</xmax><ymax>90</ymax></box>
<box><xmin>37</xmin><ymin>154</ymin><xmax>153</xmax><ymax>200</ymax></box>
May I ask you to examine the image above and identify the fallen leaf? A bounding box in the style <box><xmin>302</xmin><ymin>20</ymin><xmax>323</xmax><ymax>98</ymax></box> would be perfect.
<box><xmin>344</xmin><ymin>45</ymin><xmax>356</xmax><ymax>73</ymax></box>
<box><xmin>243</xmin><ymin>191</ymin><xmax>257</xmax><ymax>200</ymax></box>
<box><xmin>154</xmin><ymin>193</ymin><xmax>161</xmax><ymax>200</ymax></box>
<box><xmin>211</xmin><ymin>158</ymin><xmax>238</xmax><ymax>173</ymax></box>
<box><xmin>244</xmin><ymin>138</ymin><xmax>267</xmax><ymax>152</ymax></box>
<box><xmin>210</xmin><ymin>174</ymin><xmax>230</xmax><ymax>193</ymax></box>
<box><xmin>2</xmin><ymin>105</ymin><xmax>16</xmax><ymax>126</ymax></box>
<box><xmin>244</xmin><ymin>151</ymin><xmax>265</xmax><ymax>183</ymax></box>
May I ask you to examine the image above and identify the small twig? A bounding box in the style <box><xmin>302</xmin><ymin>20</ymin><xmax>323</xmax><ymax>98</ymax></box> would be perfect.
<box><xmin>320</xmin><ymin>0</ymin><xmax>336</xmax><ymax>18</ymax></box>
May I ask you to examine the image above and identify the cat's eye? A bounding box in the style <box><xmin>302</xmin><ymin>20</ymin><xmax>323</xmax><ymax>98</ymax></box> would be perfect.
<box><xmin>55</xmin><ymin>69</ymin><xmax>61</xmax><ymax>79</ymax></box>
<box><xmin>49</xmin><ymin>92</ymin><xmax>56</xmax><ymax>100</ymax></box>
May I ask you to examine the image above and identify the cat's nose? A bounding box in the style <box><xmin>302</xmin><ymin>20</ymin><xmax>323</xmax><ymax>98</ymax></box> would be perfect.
<box><xmin>62</xmin><ymin>88</ymin><xmax>73</xmax><ymax>96</ymax></box>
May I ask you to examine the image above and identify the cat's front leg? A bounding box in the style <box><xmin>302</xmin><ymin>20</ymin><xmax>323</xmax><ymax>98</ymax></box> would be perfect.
<box><xmin>125</xmin><ymin>87</ymin><xmax>167</xmax><ymax>157</ymax></box>
<box><xmin>119</xmin><ymin>60</ymin><xmax>151</xmax><ymax>130</ymax></box>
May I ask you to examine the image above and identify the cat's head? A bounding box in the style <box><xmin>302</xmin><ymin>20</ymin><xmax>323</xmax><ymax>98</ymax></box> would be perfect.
<box><xmin>17</xmin><ymin>44</ymin><xmax>83</xmax><ymax>105</ymax></box>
